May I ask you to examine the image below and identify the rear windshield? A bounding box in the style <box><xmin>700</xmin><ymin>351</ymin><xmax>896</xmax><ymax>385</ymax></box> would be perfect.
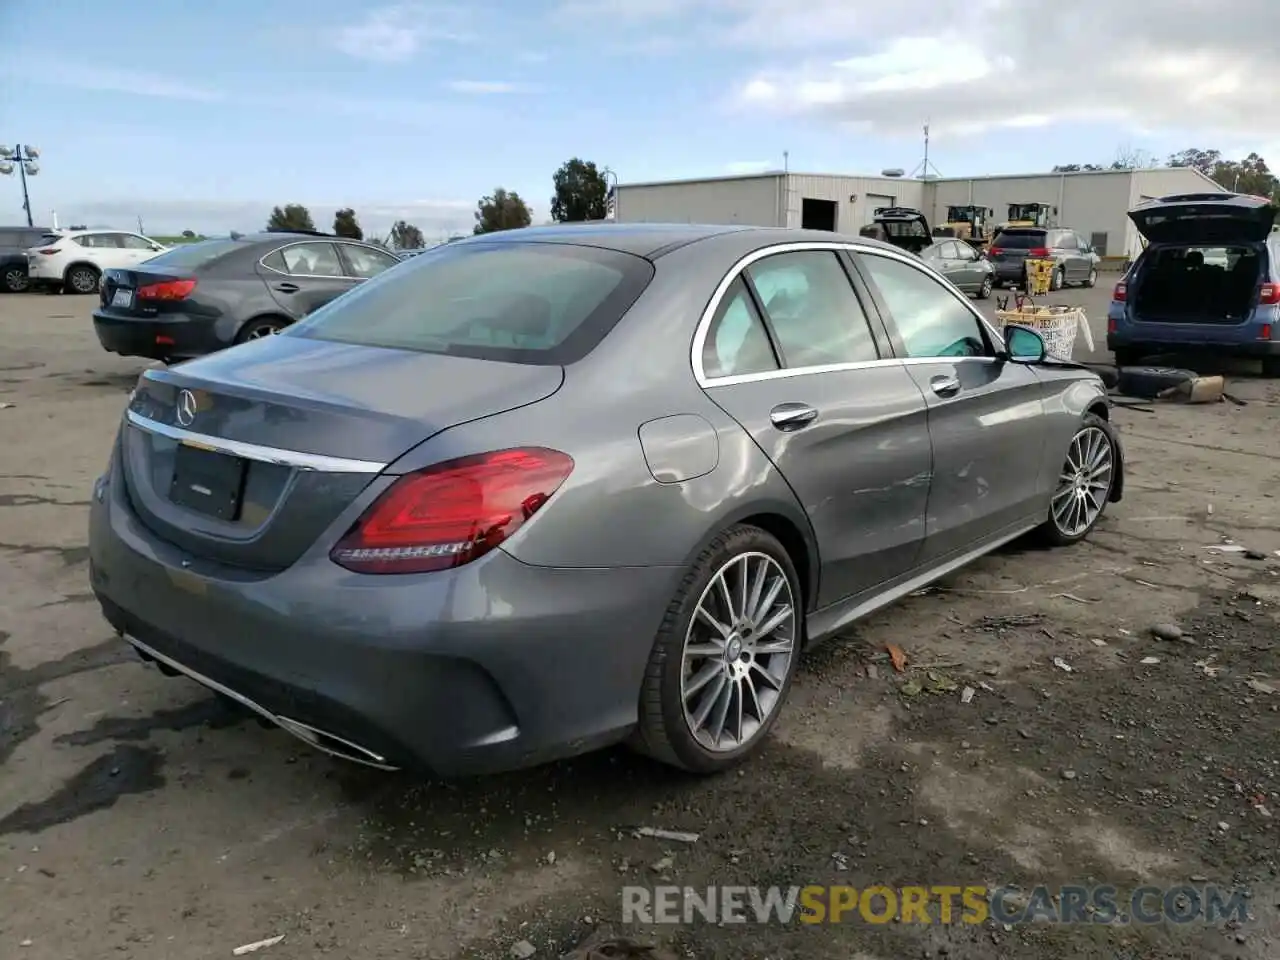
<box><xmin>142</xmin><ymin>238</ymin><xmax>243</xmax><ymax>269</ymax></box>
<box><xmin>992</xmin><ymin>231</ymin><xmax>1047</xmax><ymax>249</ymax></box>
<box><xmin>288</xmin><ymin>241</ymin><xmax>655</xmax><ymax>365</ymax></box>
<box><xmin>881</xmin><ymin>219</ymin><xmax>928</xmax><ymax>238</ymax></box>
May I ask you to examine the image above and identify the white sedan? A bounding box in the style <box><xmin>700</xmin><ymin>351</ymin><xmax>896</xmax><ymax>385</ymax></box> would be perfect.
<box><xmin>27</xmin><ymin>229</ymin><xmax>169</xmax><ymax>294</ymax></box>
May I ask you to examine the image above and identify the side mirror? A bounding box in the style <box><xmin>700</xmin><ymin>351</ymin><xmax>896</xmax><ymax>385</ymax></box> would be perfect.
<box><xmin>1003</xmin><ymin>324</ymin><xmax>1046</xmax><ymax>363</ymax></box>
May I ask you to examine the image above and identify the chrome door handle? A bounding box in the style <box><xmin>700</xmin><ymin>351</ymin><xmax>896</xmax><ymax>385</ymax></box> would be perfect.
<box><xmin>930</xmin><ymin>375</ymin><xmax>961</xmax><ymax>397</ymax></box>
<box><xmin>769</xmin><ymin>402</ymin><xmax>818</xmax><ymax>430</ymax></box>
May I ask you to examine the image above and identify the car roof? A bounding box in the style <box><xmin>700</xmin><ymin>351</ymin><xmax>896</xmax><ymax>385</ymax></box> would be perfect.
<box><xmin>455</xmin><ymin>222</ymin><xmax>919</xmax><ymax>259</ymax></box>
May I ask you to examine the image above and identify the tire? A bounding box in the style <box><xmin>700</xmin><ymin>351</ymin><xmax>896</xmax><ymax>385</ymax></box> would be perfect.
<box><xmin>632</xmin><ymin>524</ymin><xmax>803</xmax><ymax>774</ymax></box>
<box><xmin>1115</xmin><ymin>365</ymin><xmax>1197</xmax><ymax>400</ymax></box>
<box><xmin>65</xmin><ymin>264</ymin><xmax>100</xmax><ymax>295</ymax></box>
<box><xmin>1084</xmin><ymin>267</ymin><xmax>1098</xmax><ymax>289</ymax></box>
<box><xmin>976</xmin><ymin>276</ymin><xmax>993</xmax><ymax>300</ymax></box>
<box><xmin>234</xmin><ymin>316</ymin><xmax>287</xmax><ymax>343</ymax></box>
<box><xmin>1</xmin><ymin>265</ymin><xmax>28</xmax><ymax>293</ymax></box>
<box><xmin>1050</xmin><ymin>266</ymin><xmax>1065</xmax><ymax>291</ymax></box>
<box><xmin>1035</xmin><ymin>413</ymin><xmax>1118</xmax><ymax>547</ymax></box>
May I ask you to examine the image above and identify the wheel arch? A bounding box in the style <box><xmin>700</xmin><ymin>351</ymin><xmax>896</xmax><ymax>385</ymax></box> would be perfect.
<box><xmin>677</xmin><ymin>501</ymin><xmax>820</xmax><ymax>621</ymax></box>
<box><xmin>62</xmin><ymin>260</ymin><xmax>101</xmax><ymax>281</ymax></box>
<box><xmin>234</xmin><ymin>312</ymin><xmax>292</xmax><ymax>341</ymax></box>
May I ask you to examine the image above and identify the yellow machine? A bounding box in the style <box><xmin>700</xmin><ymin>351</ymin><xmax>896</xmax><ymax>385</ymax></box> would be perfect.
<box><xmin>934</xmin><ymin>205</ymin><xmax>994</xmax><ymax>250</ymax></box>
<box><xmin>1004</xmin><ymin>202</ymin><xmax>1056</xmax><ymax>229</ymax></box>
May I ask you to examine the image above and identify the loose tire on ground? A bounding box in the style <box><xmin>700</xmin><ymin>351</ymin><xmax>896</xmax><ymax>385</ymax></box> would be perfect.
<box><xmin>1115</xmin><ymin>365</ymin><xmax>1198</xmax><ymax>400</ymax></box>
<box><xmin>631</xmin><ymin>523</ymin><xmax>803</xmax><ymax>774</ymax></box>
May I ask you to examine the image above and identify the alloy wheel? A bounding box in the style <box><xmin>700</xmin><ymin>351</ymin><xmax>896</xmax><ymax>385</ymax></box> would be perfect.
<box><xmin>680</xmin><ymin>551</ymin><xmax>796</xmax><ymax>752</ymax></box>
<box><xmin>245</xmin><ymin>323</ymin><xmax>281</xmax><ymax>340</ymax></box>
<box><xmin>69</xmin><ymin>269</ymin><xmax>98</xmax><ymax>294</ymax></box>
<box><xmin>2</xmin><ymin>268</ymin><xmax>27</xmax><ymax>292</ymax></box>
<box><xmin>1051</xmin><ymin>426</ymin><xmax>1113</xmax><ymax>538</ymax></box>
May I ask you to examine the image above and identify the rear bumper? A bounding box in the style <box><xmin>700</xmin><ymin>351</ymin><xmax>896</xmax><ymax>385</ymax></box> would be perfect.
<box><xmin>88</xmin><ymin>455</ymin><xmax>675</xmax><ymax>777</ymax></box>
<box><xmin>1106</xmin><ymin>335</ymin><xmax>1280</xmax><ymax>358</ymax></box>
<box><xmin>93</xmin><ymin>310</ymin><xmax>223</xmax><ymax>361</ymax></box>
<box><xmin>992</xmin><ymin>262</ymin><xmax>1027</xmax><ymax>282</ymax></box>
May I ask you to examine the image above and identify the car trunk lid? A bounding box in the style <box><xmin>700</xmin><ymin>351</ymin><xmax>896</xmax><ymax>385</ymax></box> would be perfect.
<box><xmin>100</xmin><ymin>266</ymin><xmax>198</xmax><ymax>316</ymax></box>
<box><xmin>120</xmin><ymin>334</ymin><xmax>565</xmax><ymax>571</ymax></box>
<box><xmin>1129</xmin><ymin>193</ymin><xmax>1278</xmax><ymax>245</ymax></box>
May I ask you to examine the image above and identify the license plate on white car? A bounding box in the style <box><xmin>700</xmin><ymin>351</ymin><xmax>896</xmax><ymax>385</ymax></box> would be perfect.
<box><xmin>111</xmin><ymin>289</ymin><xmax>134</xmax><ymax>308</ymax></box>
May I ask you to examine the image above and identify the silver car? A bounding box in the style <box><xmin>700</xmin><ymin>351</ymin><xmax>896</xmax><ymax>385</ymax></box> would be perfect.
<box><xmin>89</xmin><ymin>223</ymin><xmax>1125</xmax><ymax>777</ymax></box>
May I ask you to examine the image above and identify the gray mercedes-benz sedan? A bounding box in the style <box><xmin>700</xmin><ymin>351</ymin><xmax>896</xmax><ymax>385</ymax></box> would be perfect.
<box><xmin>88</xmin><ymin>222</ymin><xmax>1124</xmax><ymax>777</ymax></box>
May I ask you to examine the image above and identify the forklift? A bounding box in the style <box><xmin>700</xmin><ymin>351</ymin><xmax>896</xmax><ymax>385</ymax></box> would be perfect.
<box><xmin>934</xmin><ymin>204</ymin><xmax>994</xmax><ymax>252</ymax></box>
<box><xmin>1003</xmin><ymin>202</ymin><xmax>1056</xmax><ymax>229</ymax></box>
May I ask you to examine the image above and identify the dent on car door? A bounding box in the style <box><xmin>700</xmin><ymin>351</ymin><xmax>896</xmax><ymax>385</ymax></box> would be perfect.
<box><xmin>696</xmin><ymin>249</ymin><xmax>932</xmax><ymax>608</ymax></box>
<box><xmin>853</xmin><ymin>251</ymin><xmax>1048</xmax><ymax>564</ymax></box>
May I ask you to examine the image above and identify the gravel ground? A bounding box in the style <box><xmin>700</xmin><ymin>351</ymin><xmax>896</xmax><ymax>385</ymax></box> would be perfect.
<box><xmin>1</xmin><ymin>285</ymin><xmax>1277</xmax><ymax>960</ymax></box>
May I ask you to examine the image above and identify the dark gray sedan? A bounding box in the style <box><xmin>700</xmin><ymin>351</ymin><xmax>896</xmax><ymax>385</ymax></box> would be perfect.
<box><xmin>92</xmin><ymin>231</ymin><xmax>403</xmax><ymax>362</ymax></box>
<box><xmin>919</xmin><ymin>239</ymin><xmax>996</xmax><ymax>298</ymax></box>
<box><xmin>88</xmin><ymin>223</ymin><xmax>1124</xmax><ymax>777</ymax></box>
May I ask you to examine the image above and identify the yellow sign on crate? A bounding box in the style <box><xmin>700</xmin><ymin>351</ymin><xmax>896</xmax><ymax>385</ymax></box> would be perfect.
<box><xmin>1025</xmin><ymin>258</ymin><xmax>1055</xmax><ymax>296</ymax></box>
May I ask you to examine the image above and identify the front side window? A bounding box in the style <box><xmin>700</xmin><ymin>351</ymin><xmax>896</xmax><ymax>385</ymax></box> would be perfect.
<box><xmin>280</xmin><ymin>242</ymin><xmax>345</xmax><ymax>278</ymax></box>
<box><xmin>746</xmin><ymin>251</ymin><xmax>880</xmax><ymax>367</ymax></box>
<box><xmin>702</xmin><ymin>277</ymin><xmax>779</xmax><ymax>379</ymax></box>
<box><xmin>859</xmin><ymin>253</ymin><xmax>990</xmax><ymax>359</ymax></box>
<box><xmin>288</xmin><ymin>241</ymin><xmax>652</xmax><ymax>364</ymax></box>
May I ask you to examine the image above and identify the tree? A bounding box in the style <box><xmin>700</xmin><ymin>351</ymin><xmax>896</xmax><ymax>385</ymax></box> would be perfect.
<box><xmin>1210</xmin><ymin>153</ymin><xmax>1279</xmax><ymax>198</ymax></box>
<box><xmin>474</xmin><ymin>187</ymin><xmax>533</xmax><ymax>234</ymax></box>
<box><xmin>1167</xmin><ymin>147</ymin><xmax>1222</xmax><ymax>176</ymax></box>
<box><xmin>1110</xmin><ymin>145</ymin><xmax>1157</xmax><ymax>170</ymax></box>
<box><xmin>332</xmin><ymin>208</ymin><xmax>363</xmax><ymax>239</ymax></box>
<box><xmin>266</xmin><ymin>203</ymin><xmax>316</xmax><ymax>232</ymax></box>
<box><xmin>551</xmin><ymin>157</ymin><xmax>609</xmax><ymax>223</ymax></box>
<box><xmin>1052</xmin><ymin>164</ymin><xmax>1104</xmax><ymax>173</ymax></box>
<box><xmin>389</xmin><ymin>220</ymin><xmax>425</xmax><ymax>250</ymax></box>
<box><xmin>181</xmin><ymin>229</ymin><xmax>196</xmax><ymax>238</ymax></box>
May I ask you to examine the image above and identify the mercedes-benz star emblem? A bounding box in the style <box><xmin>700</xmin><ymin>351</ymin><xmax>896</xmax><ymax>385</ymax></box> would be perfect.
<box><xmin>176</xmin><ymin>389</ymin><xmax>197</xmax><ymax>427</ymax></box>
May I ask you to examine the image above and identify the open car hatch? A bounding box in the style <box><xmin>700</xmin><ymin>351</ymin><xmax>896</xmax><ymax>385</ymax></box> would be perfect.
<box><xmin>1129</xmin><ymin>192</ymin><xmax>1278</xmax><ymax>245</ymax></box>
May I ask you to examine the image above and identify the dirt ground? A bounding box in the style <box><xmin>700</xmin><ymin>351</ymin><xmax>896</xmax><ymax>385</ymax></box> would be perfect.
<box><xmin>1</xmin><ymin>284</ymin><xmax>1277</xmax><ymax>960</ymax></box>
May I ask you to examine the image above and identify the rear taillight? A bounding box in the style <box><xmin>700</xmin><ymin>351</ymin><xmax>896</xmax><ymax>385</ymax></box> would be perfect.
<box><xmin>987</xmin><ymin>247</ymin><xmax>1003</xmax><ymax>257</ymax></box>
<box><xmin>330</xmin><ymin>447</ymin><xmax>574</xmax><ymax>574</ymax></box>
<box><xmin>137</xmin><ymin>278</ymin><xmax>197</xmax><ymax>300</ymax></box>
<box><xmin>36</xmin><ymin>247</ymin><xmax>60</xmax><ymax>255</ymax></box>
<box><xmin>1027</xmin><ymin>247</ymin><xmax>1050</xmax><ymax>258</ymax></box>
<box><xmin>1112</xmin><ymin>281</ymin><xmax>1127</xmax><ymax>302</ymax></box>
<box><xmin>1259</xmin><ymin>283</ymin><xmax>1280</xmax><ymax>305</ymax></box>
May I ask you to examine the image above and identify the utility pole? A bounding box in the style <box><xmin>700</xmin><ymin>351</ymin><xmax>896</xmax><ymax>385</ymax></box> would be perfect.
<box><xmin>0</xmin><ymin>144</ymin><xmax>41</xmax><ymax>227</ymax></box>
<box><xmin>908</xmin><ymin>122</ymin><xmax>942</xmax><ymax>179</ymax></box>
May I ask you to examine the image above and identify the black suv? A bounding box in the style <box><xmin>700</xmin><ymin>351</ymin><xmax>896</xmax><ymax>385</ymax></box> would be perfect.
<box><xmin>0</xmin><ymin>225</ymin><xmax>57</xmax><ymax>292</ymax></box>
<box><xmin>987</xmin><ymin>227</ymin><xmax>1102</xmax><ymax>290</ymax></box>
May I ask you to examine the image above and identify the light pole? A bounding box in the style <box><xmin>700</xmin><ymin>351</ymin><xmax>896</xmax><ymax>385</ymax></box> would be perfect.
<box><xmin>0</xmin><ymin>144</ymin><xmax>41</xmax><ymax>228</ymax></box>
<box><xmin>602</xmin><ymin>167</ymin><xmax>619</xmax><ymax>221</ymax></box>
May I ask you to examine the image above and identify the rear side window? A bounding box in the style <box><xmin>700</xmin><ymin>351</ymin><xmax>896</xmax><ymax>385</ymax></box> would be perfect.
<box><xmin>288</xmin><ymin>241</ymin><xmax>654</xmax><ymax>365</ymax></box>
<box><xmin>74</xmin><ymin>233</ymin><xmax>121</xmax><ymax>248</ymax></box>
<box><xmin>144</xmin><ymin>239</ymin><xmax>244</xmax><ymax>270</ymax></box>
<box><xmin>993</xmin><ymin>231</ymin><xmax>1047</xmax><ymax>249</ymax></box>
<box><xmin>702</xmin><ymin>277</ymin><xmax>779</xmax><ymax>379</ymax></box>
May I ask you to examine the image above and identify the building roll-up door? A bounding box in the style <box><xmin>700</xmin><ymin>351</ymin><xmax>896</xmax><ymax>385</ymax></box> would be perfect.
<box><xmin>865</xmin><ymin>194</ymin><xmax>896</xmax><ymax>224</ymax></box>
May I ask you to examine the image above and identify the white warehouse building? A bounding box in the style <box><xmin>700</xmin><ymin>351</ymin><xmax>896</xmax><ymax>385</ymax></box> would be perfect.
<box><xmin>614</xmin><ymin>166</ymin><xmax>1225</xmax><ymax>261</ymax></box>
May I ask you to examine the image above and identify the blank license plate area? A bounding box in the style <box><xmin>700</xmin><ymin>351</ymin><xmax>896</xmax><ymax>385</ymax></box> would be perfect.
<box><xmin>111</xmin><ymin>288</ymin><xmax>134</xmax><ymax>308</ymax></box>
<box><xmin>169</xmin><ymin>443</ymin><xmax>246</xmax><ymax>521</ymax></box>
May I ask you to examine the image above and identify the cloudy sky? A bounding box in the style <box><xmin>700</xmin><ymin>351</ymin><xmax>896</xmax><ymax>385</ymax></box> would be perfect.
<box><xmin>1</xmin><ymin>0</ymin><xmax>1276</xmax><ymax>237</ymax></box>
